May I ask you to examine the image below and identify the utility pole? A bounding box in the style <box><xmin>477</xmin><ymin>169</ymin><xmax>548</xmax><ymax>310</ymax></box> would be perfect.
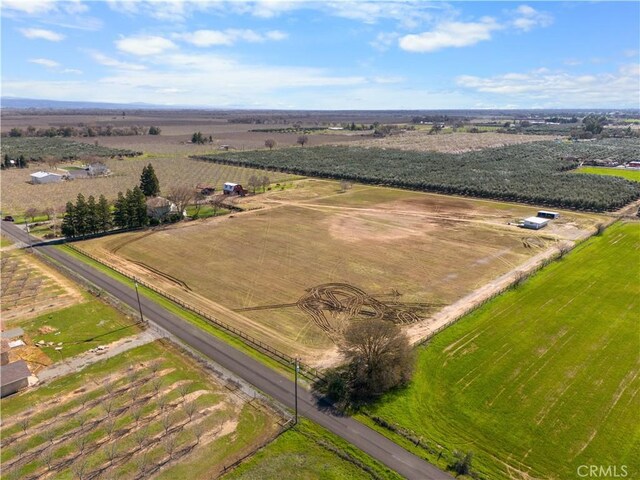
<box><xmin>134</xmin><ymin>278</ymin><xmax>144</xmax><ymax>324</ymax></box>
<box><xmin>24</xmin><ymin>220</ymin><xmax>33</xmax><ymax>252</ymax></box>
<box><xmin>294</xmin><ymin>357</ymin><xmax>299</xmax><ymax>425</ymax></box>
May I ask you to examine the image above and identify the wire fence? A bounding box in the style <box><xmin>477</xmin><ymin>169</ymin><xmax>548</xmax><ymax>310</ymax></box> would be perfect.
<box><xmin>65</xmin><ymin>244</ymin><xmax>326</xmax><ymax>384</ymax></box>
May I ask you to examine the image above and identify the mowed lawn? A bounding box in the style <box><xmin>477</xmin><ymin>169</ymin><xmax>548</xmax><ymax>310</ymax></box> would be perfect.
<box><xmin>366</xmin><ymin>221</ymin><xmax>640</xmax><ymax>479</ymax></box>
<box><xmin>576</xmin><ymin>166</ymin><xmax>640</xmax><ymax>182</ymax></box>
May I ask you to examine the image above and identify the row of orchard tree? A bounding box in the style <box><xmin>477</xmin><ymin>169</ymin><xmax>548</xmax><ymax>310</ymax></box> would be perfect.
<box><xmin>61</xmin><ymin>164</ymin><xmax>160</xmax><ymax>237</ymax></box>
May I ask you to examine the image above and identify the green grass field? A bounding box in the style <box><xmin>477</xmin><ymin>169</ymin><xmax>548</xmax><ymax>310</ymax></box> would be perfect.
<box><xmin>365</xmin><ymin>221</ymin><xmax>640</xmax><ymax>479</ymax></box>
<box><xmin>223</xmin><ymin>419</ymin><xmax>403</xmax><ymax>480</ymax></box>
<box><xmin>576</xmin><ymin>166</ymin><xmax>640</xmax><ymax>182</ymax></box>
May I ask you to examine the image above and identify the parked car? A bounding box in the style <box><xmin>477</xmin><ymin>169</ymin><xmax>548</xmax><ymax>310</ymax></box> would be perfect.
<box><xmin>3</xmin><ymin>215</ymin><xmax>15</xmax><ymax>222</ymax></box>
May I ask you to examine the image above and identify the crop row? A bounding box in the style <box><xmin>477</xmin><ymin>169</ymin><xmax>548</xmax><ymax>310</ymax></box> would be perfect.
<box><xmin>1</xmin><ymin>137</ymin><xmax>141</xmax><ymax>160</ymax></box>
<box><xmin>196</xmin><ymin>140</ymin><xmax>640</xmax><ymax>211</ymax></box>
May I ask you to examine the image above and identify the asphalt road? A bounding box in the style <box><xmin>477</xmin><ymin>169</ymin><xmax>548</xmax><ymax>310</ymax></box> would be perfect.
<box><xmin>1</xmin><ymin>221</ymin><xmax>452</xmax><ymax>480</ymax></box>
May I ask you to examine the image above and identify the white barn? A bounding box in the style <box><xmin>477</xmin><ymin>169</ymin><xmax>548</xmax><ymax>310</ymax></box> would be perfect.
<box><xmin>523</xmin><ymin>217</ymin><xmax>549</xmax><ymax>230</ymax></box>
<box><xmin>30</xmin><ymin>171</ymin><xmax>63</xmax><ymax>184</ymax></box>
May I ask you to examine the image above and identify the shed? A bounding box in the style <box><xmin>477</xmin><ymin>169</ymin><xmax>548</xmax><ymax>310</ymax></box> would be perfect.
<box><xmin>523</xmin><ymin>217</ymin><xmax>549</xmax><ymax>230</ymax></box>
<box><xmin>30</xmin><ymin>171</ymin><xmax>63</xmax><ymax>184</ymax></box>
<box><xmin>1</xmin><ymin>360</ymin><xmax>30</xmax><ymax>397</ymax></box>
<box><xmin>223</xmin><ymin>182</ymin><xmax>244</xmax><ymax>195</ymax></box>
<box><xmin>1</xmin><ymin>327</ymin><xmax>24</xmax><ymax>339</ymax></box>
<box><xmin>628</xmin><ymin>161</ymin><xmax>640</xmax><ymax>168</ymax></box>
<box><xmin>537</xmin><ymin>211</ymin><xmax>560</xmax><ymax>219</ymax></box>
<box><xmin>146</xmin><ymin>196</ymin><xmax>178</xmax><ymax>220</ymax></box>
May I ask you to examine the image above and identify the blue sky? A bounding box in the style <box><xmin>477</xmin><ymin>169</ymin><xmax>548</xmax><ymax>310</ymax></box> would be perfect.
<box><xmin>2</xmin><ymin>0</ymin><xmax>639</xmax><ymax>109</ymax></box>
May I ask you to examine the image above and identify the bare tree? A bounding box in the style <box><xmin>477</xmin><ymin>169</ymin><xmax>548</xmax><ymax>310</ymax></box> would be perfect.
<box><xmin>75</xmin><ymin>414</ymin><xmax>89</xmax><ymax>432</ymax></box>
<box><xmin>43</xmin><ymin>447</ymin><xmax>55</xmax><ymax>471</ymax></box>
<box><xmin>151</xmin><ymin>377</ymin><xmax>163</xmax><ymax>396</ymax></box>
<box><xmin>105</xmin><ymin>418</ymin><xmax>118</xmax><ymax>438</ymax></box>
<box><xmin>193</xmin><ymin>422</ymin><xmax>206</xmax><ymax>444</ymax></box>
<box><xmin>183</xmin><ymin>401</ymin><xmax>198</xmax><ymax>422</ymax></box>
<box><xmin>177</xmin><ymin>382</ymin><xmax>190</xmax><ymax>401</ymax></box>
<box><xmin>42</xmin><ymin>428</ymin><xmax>56</xmax><ymax>445</ymax></box>
<box><xmin>163</xmin><ymin>434</ymin><xmax>179</xmax><ymax>459</ymax></box>
<box><xmin>135</xmin><ymin>453</ymin><xmax>149</xmax><ymax>477</ymax></box>
<box><xmin>264</xmin><ymin>138</ymin><xmax>276</xmax><ymax>150</ymax></box>
<box><xmin>247</xmin><ymin>175</ymin><xmax>259</xmax><ymax>194</ymax></box>
<box><xmin>297</xmin><ymin>134</ymin><xmax>309</xmax><ymax>147</ymax></box>
<box><xmin>18</xmin><ymin>418</ymin><xmax>29</xmax><ymax>435</ymax></box>
<box><xmin>75</xmin><ymin>435</ymin><xmax>89</xmax><ymax>454</ymax></box>
<box><xmin>260</xmin><ymin>175</ymin><xmax>270</xmax><ymax>192</ymax></box>
<box><xmin>131</xmin><ymin>407</ymin><xmax>144</xmax><ymax>426</ymax></box>
<box><xmin>102</xmin><ymin>399</ymin><xmax>115</xmax><ymax>417</ymax></box>
<box><xmin>103</xmin><ymin>381</ymin><xmax>115</xmax><ymax>395</ymax></box>
<box><xmin>134</xmin><ymin>427</ymin><xmax>148</xmax><ymax>450</ymax></box>
<box><xmin>71</xmin><ymin>458</ymin><xmax>89</xmax><ymax>480</ymax></box>
<box><xmin>208</xmin><ymin>195</ymin><xmax>226</xmax><ymax>216</ymax></box>
<box><xmin>557</xmin><ymin>241</ymin><xmax>572</xmax><ymax>259</ymax></box>
<box><xmin>339</xmin><ymin>180</ymin><xmax>353</xmax><ymax>193</ymax></box>
<box><xmin>13</xmin><ymin>441</ymin><xmax>28</xmax><ymax>458</ymax></box>
<box><xmin>105</xmin><ymin>442</ymin><xmax>119</xmax><ymax>466</ymax></box>
<box><xmin>24</xmin><ymin>207</ymin><xmax>39</xmax><ymax>225</ymax></box>
<box><xmin>156</xmin><ymin>395</ymin><xmax>168</xmax><ymax>412</ymax></box>
<box><xmin>167</xmin><ymin>185</ymin><xmax>194</xmax><ymax>218</ymax></box>
<box><xmin>162</xmin><ymin>413</ymin><xmax>174</xmax><ymax>435</ymax></box>
<box><xmin>149</xmin><ymin>360</ymin><xmax>162</xmax><ymax>375</ymax></box>
<box><xmin>191</xmin><ymin>191</ymin><xmax>206</xmax><ymax>218</ymax></box>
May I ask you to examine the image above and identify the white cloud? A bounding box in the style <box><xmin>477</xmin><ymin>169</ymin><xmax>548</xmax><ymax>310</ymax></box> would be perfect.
<box><xmin>89</xmin><ymin>52</ymin><xmax>148</xmax><ymax>71</ymax></box>
<box><xmin>177</xmin><ymin>29</ymin><xmax>288</xmax><ymax>47</ymax></box>
<box><xmin>510</xmin><ymin>4</ymin><xmax>553</xmax><ymax>32</ymax></box>
<box><xmin>29</xmin><ymin>58</ymin><xmax>60</xmax><ymax>68</ymax></box>
<box><xmin>399</xmin><ymin>18</ymin><xmax>501</xmax><ymax>53</ymax></box>
<box><xmin>19</xmin><ymin>27</ymin><xmax>65</xmax><ymax>41</ymax></box>
<box><xmin>456</xmin><ymin>65</ymin><xmax>640</xmax><ymax>106</ymax></box>
<box><xmin>370</xmin><ymin>32</ymin><xmax>400</xmax><ymax>52</ymax></box>
<box><xmin>2</xmin><ymin>0</ymin><xmax>56</xmax><ymax>15</ymax></box>
<box><xmin>116</xmin><ymin>35</ymin><xmax>177</xmax><ymax>56</ymax></box>
<box><xmin>62</xmin><ymin>68</ymin><xmax>83</xmax><ymax>74</ymax></box>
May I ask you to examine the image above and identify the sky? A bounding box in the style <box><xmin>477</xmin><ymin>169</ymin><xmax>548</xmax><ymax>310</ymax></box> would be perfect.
<box><xmin>2</xmin><ymin>0</ymin><xmax>639</xmax><ymax>109</ymax></box>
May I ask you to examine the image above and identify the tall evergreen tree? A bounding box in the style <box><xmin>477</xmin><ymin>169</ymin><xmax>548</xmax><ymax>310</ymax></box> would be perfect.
<box><xmin>140</xmin><ymin>163</ymin><xmax>160</xmax><ymax>197</ymax></box>
<box><xmin>97</xmin><ymin>195</ymin><xmax>112</xmax><ymax>232</ymax></box>
<box><xmin>61</xmin><ymin>202</ymin><xmax>76</xmax><ymax>238</ymax></box>
<box><xmin>131</xmin><ymin>186</ymin><xmax>149</xmax><ymax>227</ymax></box>
<box><xmin>113</xmin><ymin>192</ymin><xmax>129</xmax><ymax>228</ymax></box>
<box><xmin>74</xmin><ymin>194</ymin><xmax>89</xmax><ymax>236</ymax></box>
<box><xmin>86</xmin><ymin>195</ymin><xmax>99</xmax><ymax>234</ymax></box>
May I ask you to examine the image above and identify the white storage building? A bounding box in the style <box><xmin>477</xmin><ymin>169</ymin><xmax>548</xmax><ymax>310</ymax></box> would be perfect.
<box><xmin>30</xmin><ymin>171</ymin><xmax>63</xmax><ymax>184</ymax></box>
<box><xmin>523</xmin><ymin>217</ymin><xmax>549</xmax><ymax>230</ymax></box>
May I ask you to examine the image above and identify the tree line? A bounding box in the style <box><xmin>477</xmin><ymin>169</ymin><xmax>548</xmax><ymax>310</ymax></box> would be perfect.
<box><xmin>2</xmin><ymin>153</ymin><xmax>28</xmax><ymax>169</ymax></box>
<box><xmin>5</xmin><ymin>125</ymin><xmax>161</xmax><ymax>139</ymax></box>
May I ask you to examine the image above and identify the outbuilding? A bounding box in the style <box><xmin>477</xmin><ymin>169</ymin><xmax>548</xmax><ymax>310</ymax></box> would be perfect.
<box><xmin>0</xmin><ymin>360</ymin><xmax>30</xmax><ymax>398</ymax></box>
<box><xmin>537</xmin><ymin>210</ymin><xmax>560</xmax><ymax>219</ymax></box>
<box><xmin>223</xmin><ymin>182</ymin><xmax>244</xmax><ymax>195</ymax></box>
<box><xmin>146</xmin><ymin>196</ymin><xmax>179</xmax><ymax>220</ymax></box>
<box><xmin>30</xmin><ymin>171</ymin><xmax>63</xmax><ymax>184</ymax></box>
<box><xmin>523</xmin><ymin>217</ymin><xmax>549</xmax><ymax>230</ymax></box>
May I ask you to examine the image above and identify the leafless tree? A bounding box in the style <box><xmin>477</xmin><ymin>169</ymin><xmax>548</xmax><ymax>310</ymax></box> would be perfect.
<box><xmin>264</xmin><ymin>138</ymin><xmax>276</xmax><ymax>150</ymax></box>
<box><xmin>13</xmin><ymin>441</ymin><xmax>28</xmax><ymax>458</ymax></box>
<box><xmin>247</xmin><ymin>175</ymin><xmax>259</xmax><ymax>194</ymax></box>
<box><xmin>18</xmin><ymin>418</ymin><xmax>29</xmax><ymax>435</ymax></box>
<box><xmin>177</xmin><ymin>382</ymin><xmax>190</xmax><ymax>401</ymax></box>
<box><xmin>162</xmin><ymin>414</ymin><xmax>174</xmax><ymax>435</ymax></box>
<box><xmin>135</xmin><ymin>452</ymin><xmax>149</xmax><ymax>477</ymax></box>
<box><xmin>191</xmin><ymin>191</ymin><xmax>206</xmax><ymax>218</ymax></box>
<box><xmin>42</xmin><ymin>428</ymin><xmax>56</xmax><ymax>445</ymax></box>
<box><xmin>208</xmin><ymin>195</ymin><xmax>226</xmax><ymax>216</ymax></box>
<box><xmin>102</xmin><ymin>398</ymin><xmax>115</xmax><ymax>417</ymax></box>
<box><xmin>339</xmin><ymin>180</ymin><xmax>353</xmax><ymax>192</ymax></box>
<box><xmin>44</xmin><ymin>206</ymin><xmax>56</xmax><ymax>221</ymax></box>
<box><xmin>131</xmin><ymin>407</ymin><xmax>143</xmax><ymax>425</ymax></box>
<box><xmin>105</xmin><ymin>442</ymin><xmax>119</xmax><ymax>465</ymax></box>
<box><xmin>183</xmin><ymin>401</ymin><xmax>198</xmax><ymax>422</ymax></box>
<box><xmin>44</xmin><ymin>156</ymin><xmax>60</xmax><ymax>171</ymax></box>
<box><xmin>167</xmin><ymin>185</ymin><xmax>194</xmax><ymax>218</ymax></box>
<box><xmin>43</xmin><ymin>447</ymin><xmax>55</xmax><ymax>471</ymax></box>
<box><xmin>105</xmin><ymin>418</ymin><xmax>117</xmax><ymax>438</ymax></box>
<box><xmin>75</xmin><ymin>414</ymin><xmax>89</xmax><ymax>432</ymax></box>
<box><xmin>25</xmin><ymin>207</ymin><xmax>39</xmax><ymax>225</ymax></box>
<box><xmin>163</xmin><ymin>434</ymin><xmax>179</xmax><ymax>459</ymax></box>
<box><xmin>134</xmin><ymin>427</ymin><xmax>148</xmax><ymax>450</ymax></box>
<box><xmin>103</xmin><ymin>381</ymin><xmax>115</xmax><ymax>395</ymax></box>
<box><xmin>261</xmin><ymin>175</ymin><xmax>271</xmax><ymax>192</ymax></box>
<box><xmin>192</xmin><ymin>422</ymin><xmax>206</xmax><ymax>444</ymax></box>
<box><xmin>149</xmin><ymin>360</ymin><xmax>162</xmax><ymax>375</ymax></box>
<box><xmin>557</xmin><ymin>241</ymin><xmax>572</xmax><ymax>259</ymax></box>
<box><xmin>151</xmin><ymin>377</ymin><xmax>163</xmax><ymax>396</ymax></box>
<box><xmin>297</xmin><ymin>134</ymin><xmax>308</xmax><ymax>147</ymax></box>
<box><xmin>156</xmin><ymin>395</ymin><xmax>168</xmax><ymax>412</ymax></box>
<box><xmin>75</xmin><ymin>435</ymin><xmax>89</xmax><ymax>454</ymax></box>
<box><xmin>71</xmin><ymin>458</ymin><xmax>89</xmax><ymax>480</ymax></box>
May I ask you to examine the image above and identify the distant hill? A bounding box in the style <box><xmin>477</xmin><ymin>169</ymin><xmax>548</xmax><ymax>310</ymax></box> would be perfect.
<box><xmin>1</xmin><ymin>97</ymin><xmax>174</xmax><ymax>110</ymax></box>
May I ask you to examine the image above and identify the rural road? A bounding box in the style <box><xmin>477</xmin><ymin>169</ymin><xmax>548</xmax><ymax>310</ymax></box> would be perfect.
<box><xmin>1</xmin><ymin>221</ymin><xmax>452</xmax><ymax>480</ymax></box>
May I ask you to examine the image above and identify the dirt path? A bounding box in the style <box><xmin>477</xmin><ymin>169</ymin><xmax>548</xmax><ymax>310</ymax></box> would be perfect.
<box><xmin>37</xmin><ymin>328</ymin><xmax>163</xmax><ymax>383</ymax></box>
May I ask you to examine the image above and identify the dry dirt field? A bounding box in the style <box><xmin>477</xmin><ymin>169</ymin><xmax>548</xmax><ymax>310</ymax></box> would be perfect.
<box><xmin>0</xmin><ymin>156</ymin><xmax>299</xmax><ymax>214</ymax></box>
<box><xmin>76</xmin><ymin>179</ymin><xmax>605</xmax><ymax>367</ymax></box>
<box><xmin>349</xmin><ymin>130</ymin><xmax>559</xmax><ymax>153</ymax></box>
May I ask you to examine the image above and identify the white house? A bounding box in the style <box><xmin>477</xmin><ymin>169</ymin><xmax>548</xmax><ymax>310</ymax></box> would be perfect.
<box><xmin>30</xmin><ymin>171</ymin><xmax>63</xmax><ymax>184</ymax></box>
<box><xmin>146</xmin><ymin>196</ymin><xmax>179</xmax><ymax>219</ymax></box>
<box><xmin>523</xmin><ymin>217</ymin><xmax>549</xmax><ymax>230</ymax></box>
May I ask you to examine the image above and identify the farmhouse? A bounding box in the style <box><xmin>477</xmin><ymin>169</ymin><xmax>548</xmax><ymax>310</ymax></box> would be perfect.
<box><xmin>0</xmin><ymin>360</ymin><xmax>30</xmax><ymax>398</ymax></box>
<box><xmin>223</xmin><ymin>182</ymin><xmax>245</xmax><ymax>195</ymax></box>
<box><xmin>523</xmin><ymin>217</ymin><xmax>549</xmax><ymax>230</ymax></box>
<box><xmin>537</xmin><ymin>210</ymin><xmax>560</xmax><ymax>219</ymax></box>
<box><xmin>146</xmin><ymin>196</ymin><xmax>179</xmax><ymax>219</ymax></box>
<box><xmin>30</xmin><ymin>171</ymin><xmax>63</xmax><ymax>184</ymax></box>
<box><xmin>628</xmin><ymin>161</ymin><xmax>640</xmax><ymax>169</ymax></box>
<box><xmin>87</xmin><ymin>162</ymin><xmax>110</xmax><ymax>176</ymax></box>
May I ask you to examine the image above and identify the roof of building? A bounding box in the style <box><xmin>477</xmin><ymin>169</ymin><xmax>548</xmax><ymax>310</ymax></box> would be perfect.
<box><xmin>0</xmin><ymin>360</ymin><xmax>30</xmax><ymax>386</ymax></box>
<box><xmin>146</xmin><ymin>196</ymin><xmax>173</xmax><ymax>208</ymax></box>
<box><xmin>30</xmin><ymin>171</ymin><xmax>62</xmax><ymax>178</ymax></box>
<box><xmin>538</xmin><ymin>210</ymin><xmax>559</xmax><ymax>215</ymax></box>
<box><xmin>1</xmin><ymin>327</ymin><xmax>24</xmax><ymax>339</ymax></box>
<box><xmin>223</xmin><ymin>182</ymin><xmax>238</xmax><ymax>188</ymax></box>
<box><xmin>524</xmin><ymin>216</ymin><xmax>549</xmax><ymax>225</ymax></box>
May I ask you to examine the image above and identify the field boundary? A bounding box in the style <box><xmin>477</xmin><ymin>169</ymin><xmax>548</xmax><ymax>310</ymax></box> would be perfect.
<box><xmin>63</xmin><ymin>243</ymin><xmax>327</xmax><ymax>384</ymax></box>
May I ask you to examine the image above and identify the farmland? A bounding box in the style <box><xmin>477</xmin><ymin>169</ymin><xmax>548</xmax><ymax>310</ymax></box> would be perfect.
<box><xmin>364</xmin><ymin>221</ymin><xmax>640</xmax><ymax>479</ymax></box>
<box><xmin>200</xmin><ymin>139</ymin><xmax>640</xmax><ymax>211</ymax></box>
<box><xmin>1</xmin><ymin>137</ymin><xmax>140</xmax><ymax>160</ymax></box>
<box><xmin>0</xmin><ymin>340</ymin><xmax>283</xmax><ymax>480</ymax></box>
<box><xmin>576</xmin><ymin>166</ymin><xmax>640</xmax><ymax>182</ymax></box>
<box><xmin>76</xmin><ymin>180</ymin><xmax>604</xmax><ymax>367</ymax></box>
<box><xmin>0</xmin><ymin>154</ymin><xmax>299</xmax><ymax>214</ymax></box>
